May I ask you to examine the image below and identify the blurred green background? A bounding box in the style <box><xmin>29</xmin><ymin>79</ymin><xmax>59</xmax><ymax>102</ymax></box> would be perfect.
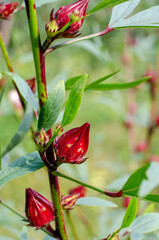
<box><xmin>0</xmin><ymin>0</ymin><xmax>159</xmax><ymax>239</ymax></box>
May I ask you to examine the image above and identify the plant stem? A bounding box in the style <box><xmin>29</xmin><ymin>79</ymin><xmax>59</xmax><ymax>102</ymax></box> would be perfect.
<box><xmin>66</xmin><ymin>211</ymin><xmax>79</xmax><ymax>240</ymax></box>
<box><xmin>25</xmin><ymin>1</ymin><xmax>67</xmax><ymax>239</ymax></box>
<box><xmin>52</xmin><ymin>171</ymin><xmax>122</xmax><ymax>198</ymax></box>
<box><xmin>25</xmin><ymin>0</ymin><xmax>47</xmax><ymax>108</ymax></box>
<box><xmin>49</xmin><ymin>172</ymin><xmax>67</xmax><ymax>240</ymax></box>
<box><xmin>0</xmin><ymin>33</ymin><xmax>14</xmax><ymax>72</ymax></box>
<box><xmin>0</xmin><ymin>199</ymin><xmax>55</xmax><ymax>237</ymax></box>
<box><xmin>45</xmin><ymin>26</ymin><xmax>113</xmax><ymax>55</ymax></box>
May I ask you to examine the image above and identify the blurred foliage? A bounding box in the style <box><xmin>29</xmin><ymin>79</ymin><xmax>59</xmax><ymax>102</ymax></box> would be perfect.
<box><xmin>0</xmin><ymin>0</ymin><xmax>159</xmax><ymax>239</ymax></box>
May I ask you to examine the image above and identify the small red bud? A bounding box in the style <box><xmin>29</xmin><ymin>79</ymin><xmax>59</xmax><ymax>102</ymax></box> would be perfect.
<box><xmin>144</xmin><ymin>69</ymin><xmax>157</xmax><ymax>84</ymax></box>
<box><xmin>123</xmin><ymin>197</ymin><xmax>131</xmax><ymax>208</ymax></box>
<box><xmin>135</xmin><ymin>141</ymin><xmax>147</xmax><ymax>153</ymax></box>
<box><xmin>25</xmin><ymin>188</ymin><xmax>55</xmax><ymax>229</ymax></box>
<box><xmin>149</xmin><ymin>155</ymin><xmax>159</xmax><ymax>163</ymax></box>
<box><xmin>0</xmin><ymin>2</ymin><xmax>18</xmax><ymax>20</ymax></box>
<box><xmin>34</xmin><ymin>128</ymin><xmax>49</xmax><ymax>147</ymax></box>
<box><xmin>54</xmin><ymin>122</ymin><xmax>90</xmax><ymax>164</ymax></box>
<box><xmin>123</xmin><ymin>115</ymin><xmax>133</xmax><ymax>129</ymax></box>
<box><xmin>69</xmin><ymin>185</ymin><xmax>86</xmax><ymax>198</ymax></box>
<box><xmin>61</xmin><ymin>193</ymin><xmax>80</xmax><ymax>210</ymax></box>
<box><xmin>46</xmin><ymin>0</ymin><xmax>89</xmax><ymax>39</ymax></box>
<box><xmin>26</xmin><ymin>77</ymin><xmax>36</xmax><ymax>94</ymax></box>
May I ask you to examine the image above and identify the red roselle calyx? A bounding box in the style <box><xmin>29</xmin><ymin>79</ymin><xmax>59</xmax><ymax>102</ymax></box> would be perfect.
<box><xmin>0</xmin><ymin>2</ymin><xmax>19</xmax><ymax>20</ymax></box>
<box><xmin>45</xmin><ymin>0</ymin><xmax>89</xmax><ymax>39</ymax></box>
<box><xmin>54</xmin><ymin>122</ymin><xmax>90</xmax><ymax>164</ymax></box>
<box><xmin>69</xmin><ymin>185</ymin><xmax>86</xmax><ymax>198</ymax></box>
<box><xmin>25</xmin><ymin>188</ymin><xmax>55</xmax><ymax>229</ymax></box>
<box><xmin>62</xmin><ymin>185</ymin><xmax>86</xmax><ymax>210</ymax></box>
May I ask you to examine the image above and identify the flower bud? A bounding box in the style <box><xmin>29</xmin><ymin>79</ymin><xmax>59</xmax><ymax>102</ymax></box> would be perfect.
<box><xmin>0</xmin><ymin>2</ymin><xmax>18</xmax><ymax>20</ymax></box>
<box><xmin>26</xmin><ymin>77</ymin><xmax>36</xmax><ymax>94</ymax></box>
<box><xmin>123</xmin><ymin>197</ymin><xmax>130</xmax><ymax>208</ymax></box>
<box><xmin>8</xmin><ymin>90</ymin><xmax>23</xmax><ymax>111</ymax></box>
<box><xmin>69</xmin><ymin>185</ymin><xmax>86</xmax><ymax>198</ymax></box>
<box><xmin>145</xmin><ymin>69</ymin><xmax>157</xmax><ymax>84</ymax></box>
<box><xmin>155</xmin><ymin>115</ymin><xmax>159</xmax><ymax>127</ymax></box>
<box><xmin>54</xmin><ymin>122</ymin><xmax>90</xmax><ymax>164</ymax></box>
<box><xmin>46</xmin><ymin>0</ymin><xmax>89</xmax><ymax>39</ymax></box>
<box><xmin>34</xmin><ymin>128</ymin><xmax>49</xmax><ymax>148</ymax></box>
<box><xmin>25</xmin><ymin>188</ymin><xmax>55</xmax><ymax>229</ymax></box>
<box><xmin>61</xmin><ymin>193</ymin><xmax>80</xmax><ymax>210</ymax></box>
<box><xmin>135</xmin><ymin>141</ymin><xmax>147</xmax><ymax>153</ymax></box>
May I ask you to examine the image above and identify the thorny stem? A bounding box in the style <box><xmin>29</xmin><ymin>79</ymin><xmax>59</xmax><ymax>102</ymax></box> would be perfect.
<box><xmin>0</xmin><ymin>199</ymin><xmax>55</xmax><ymax>237</ymax></box>
<box><xmin>25</xmin><ymin>1</ymin><xmax>67</xmax><ymax>239</ymax></box>
<box><xmin>44</xmin><ymin>26</ymin><xmax>113</xmax><ymax>56</ymax></box>
<box><xmin>52</xmin><ymin>171</ymin><xmax>122</xmax><ymax>198</ymax></box>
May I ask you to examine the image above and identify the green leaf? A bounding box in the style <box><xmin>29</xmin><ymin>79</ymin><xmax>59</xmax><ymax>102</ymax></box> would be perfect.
<box><xmin>88</xmin><ymin>0</ymin><xmax>129</xmax><ymax>14</ymax></box>
<box><xmin>62</xmin><ymin>74</ymin><xmax>88</xmax><ymax>126</ymax></box>
<box><xmin>2</xmin><ymin>106</ymin><xmax>33</xmax><ymax>157</ymax></box>
<box><xmin>109</xmin><ymin>0</ymin><xmax>141</xmax><ymax>26</ymax></box>
<box><xmin>122</xmin><ymin>164</ymin><xmax>150</xmax><ymax>196</ymax></box>
<box><xmin>76</xmin><ymin>197</ymin><xmax>117</xmax><ymax>208</ymax></box>
<box><xmin>5</xmin><ymin>72</ymin><xmax>38</xmax><ymax>110</ymax></box>
<box><xmin>85</xmin><ymin>70</ymin><xmax>120</xmax><ymax>90</ymax></box>
<box><xmin>0</xmin><ymin>83</ymin><xmax>8</xmax><ymax>105</ymax></box>
<box><xmin>87</xmin><ymin>77</ymin><xmax>149</xmax><ymax>91</ymax></box>
<box><xmin>0</xmin><ymin>152</ymin><xmax>44</xmax><ymax>188</ymax></box>
<box><xmin>38</xmin><ymin>80</ymin><xmax>65</xmax><ymax>131</ymax></box>
<box><xmin>110</xmin><ymin>4</ymin><xmax>159</xmax><ymax>28</ymax></box>
<box><xmin>128</xmin><ymin>213</ymin><xmax>159</xmax><ymax>233</ymax></box>
<box><xmin>65</xmin><ymin>75</ymin><xmax>85</xmax><ymax>90</ymax></box>
<box><xmin>121</xmin><ymin>198</ymin><xmax>138</xmax><ymax>229</ymax></box>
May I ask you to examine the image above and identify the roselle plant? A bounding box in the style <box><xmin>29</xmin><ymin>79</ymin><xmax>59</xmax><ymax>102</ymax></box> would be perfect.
<box><xmin>0</xmin><ymin>0</ymin><xmax>159</xmax><ymax>239</ymax></box>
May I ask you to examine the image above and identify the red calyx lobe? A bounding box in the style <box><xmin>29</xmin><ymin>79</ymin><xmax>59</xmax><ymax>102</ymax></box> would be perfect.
<box><xmin>25</xmin><ymin>188</ymin><xmax>55</xmax><ymax>229</ymax></box>
<box><xmin>51</xmin><ymin>0</ymin><xmax>89</xmax><ymax>38</ymax></box>
<box><xmin>0</xmin><ymin>2</ymin><xmax>18</xmax><ymax>20</ymax></box>
<box><xmin>54</xmin><ymin>122</ymin><xmax>90</xmax><ymax>164</ymax></box>
<box><xmin>69</xmin><ymin>185</ymin><xmax>86</xmax><ymax>198</ymax></box>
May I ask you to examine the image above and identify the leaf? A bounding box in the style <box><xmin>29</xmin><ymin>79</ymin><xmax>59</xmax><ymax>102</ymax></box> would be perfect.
<box><xmin>128</xmin><ymin>213</ymin><xmax>159</xmax><ymax>233</ymax></box>
<box><xmin>110</xmin><ymin>5</ymin><xmax>159</xmax><ymax>28</ymax></box>
<box><xmin>109</xmin><ymin>0</ymin><xmax>141</xmax><ymax>26</ymax></box>
<box><xmin>38</xmin><ymin>80</ymin><xmax>65</xmax><ymax>131</ymax></box>
<box><xmin>2</xmin><ymin>106</ymin><xmax>33</xmax><ymax>157</ymax></box>
<box><xmin>85</xmin><ymin>70</ymin><xmax>120</xmax><ymax>90</ymax></box>
<box><xmin>0</xmin><ymin>152</ymin><xmax>44</xmax><ymax>188</ymax></box>
<box><xmin>88</xmin><ymin>0</ymin><xmax>129</xmax><ymax>14</ymax></box>
<box><xmin>122</xmin><ymin>164</ymin><xmax>150</xmax><ymax>196</ymax></box>
<box><xmin>65</xmin><ymin>75</ymin><xmax>85</xmax><ymax>90</ymax></box>
<box><xmin>0</xmin><ymin>83</ymin><xmax>8</xmax><ymax>105</ymax></box>
<box><xmin>120</xmin><ymin>198</ymin><xmax>138</xmax><ymax>229</ymax></box>
<box><xmin>62</xmin><ymin>74</ymin><xmax>88</xmax><ymax>126</ymax></box>
<box><xmin>5</xmin><ymin>72</ymin><xmax>38</xmax><ymax>110</ymax></box>
<box><xmin>76</xmin><ymin>197</ymin><xmax>117</xmax><ymax>208</ymax></box>
<box><xmin>87</xmin><ymin>77</ymin><xmax>149</xmax><ymax>91</ymax></box>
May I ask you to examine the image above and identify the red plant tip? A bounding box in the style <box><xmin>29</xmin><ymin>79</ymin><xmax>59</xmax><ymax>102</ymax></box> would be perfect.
<box><xmin>144</xmin><ymin>69</ymin><xmax>157</xmax><ymax>84</ymax></box>
<box><xmin>123</xmin><ymin>197</ymin><xmax>131</xmax><ymax>208</ymax></box>
<box><xmin>69</xmin><ymin>185</ymin><xmax>86</xmax><ymax>198</ymax></box>
<box><xmin>46</xmin><ymin>0</ymin><xmax>89</xmax><ymax>39</ymax></box>
<box><xmin>0</xmin><ymin>2</ymin><xmax>19</xmax><ymax>20</ymax></box>
<box><xmin>135</xmin><ymin>141</ymin><xmax>147</xmax><ymax>153</ymax></box>
<box><xmin>148</xmin><ymin>155</ymin><xmax>159</xmax><ymax>163</ymax></box>
<box><xmin>61</xmin><ymin>193</ymin><xmax>80</xmax><ymax>210</ymax></box>
<box><xmin>34</xmin><ymin>129</ymin><xmax>49</xmax><ymax>148</ymax></box>
<box><xmin>54</xmin><ymin>122</ymin><xmax>90</xmax><ymax>164</ymax></box>
<box><xmin>26</xmin><ymin>77</ymin><xmax>36</xmax><ymax>94</ymax></box>
<box><xmin>25</xmin><ymin>188</ymin><xmax>55</xmax><ymax>229</ymax></box>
